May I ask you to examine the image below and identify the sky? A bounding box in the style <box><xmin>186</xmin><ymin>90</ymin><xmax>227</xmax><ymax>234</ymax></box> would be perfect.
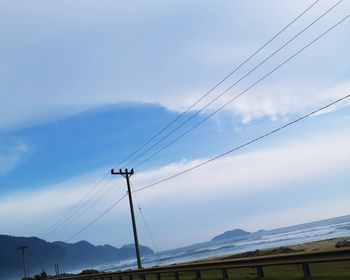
<box><xmin>0</xmin><ymin>0</ymin><xmax>350</xmax><ymax>251</ymax></box>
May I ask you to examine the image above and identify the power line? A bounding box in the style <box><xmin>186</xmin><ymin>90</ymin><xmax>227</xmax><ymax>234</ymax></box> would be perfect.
<box><xmin>124</xmin><ymin>0</ymin><xmax>342</xmax><ymax>168</ymax></box>
<box><xmin>60</xmin><ymin>10</ymin><xmax>347</xmax><ymax>243</ymax></box>
<box><xmin>115</xmin><ymin>0</ymin><xmax>321</xmax><ymax>168</ymax></box>
<box><xmin>131</xmin><ymin>182</ymin><xmax>160</xmax><ymax>260</ymax></box>
<box><xmin>39</xmin><ymin>0</ymin><xmax>322</xmax><ymax>241</ymax></box>
<box><xmin>132</xmin><ymin>13</ymin><xmax>349</xmax><ymax>169</ymax></box>
<box><xmin>39</xmin><ymin>1</ymin><xmax>340</xmax><ymax>243</ymax></box>
<box><xmin>46</xmin><ymin>179</ymin><xmax>120</xmax><ymax>240</ymax></box>
<box><xmin>44</xmin><ymin>176</ymin><xmax>116</xmax><ymax>240</ymax></box>
<box><xmin>134</xmin><ymin>93</ymin><xmax>350</xmax><ymax>193</ymax></box>
<box><xmin>31</xmin><ymin>186</ymin><xmax>123</xmax><ymax>263</ymax></box>
<box><xmin>36</xmin><ymin>84</ymin><xmax>349</xmax><ymax>253</ymax></box>
<box><xmin>65</xmin><ymin>193</ymin><xmax>128</xmax><ymax>242</ymax></box>
<box><xmin>42</xmin><ymin>172</ymin><xmax>111</xmax><ymax>238</ymax></box>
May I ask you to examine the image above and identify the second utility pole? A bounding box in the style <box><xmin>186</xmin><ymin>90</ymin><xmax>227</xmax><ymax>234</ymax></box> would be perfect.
<box><xmin>111</xmin><ymin>168</ymin><xmax>142</xmax><ymax>269</ymax></box>
<box><xmin>17</xmin><ymin>246</ymin><xmax>28</xmax><ymax>279</ymax></box>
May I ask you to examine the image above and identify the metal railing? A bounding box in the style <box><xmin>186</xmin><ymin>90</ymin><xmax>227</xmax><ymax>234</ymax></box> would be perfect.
<box><xmin>55</xmin><ymin>247</ymin><xmax>350</xmax><ymax>279</ymax></box>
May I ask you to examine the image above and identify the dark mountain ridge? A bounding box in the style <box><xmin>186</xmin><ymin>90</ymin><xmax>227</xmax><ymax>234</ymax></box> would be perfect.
<box><xmin>0</xmin><ymin>234</ymin><xmax>153</xmax><ymax>280</ymax></box>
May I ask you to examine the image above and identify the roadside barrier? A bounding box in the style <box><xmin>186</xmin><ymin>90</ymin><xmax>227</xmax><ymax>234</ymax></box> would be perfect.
<box><xmin>54</xmin><ymin>247</ymin><xmax>350</xmax><ymax>279</ymax></box>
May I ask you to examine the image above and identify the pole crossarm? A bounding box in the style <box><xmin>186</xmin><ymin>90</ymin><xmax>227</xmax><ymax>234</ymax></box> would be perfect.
<box><xmin>111</xmin><ymin>168</ymin><xmax>134</xmax><ymax>177</ymax></box>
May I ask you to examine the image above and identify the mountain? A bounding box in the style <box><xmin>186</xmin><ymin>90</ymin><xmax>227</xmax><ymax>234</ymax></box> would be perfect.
<box><xmin>0</xmin><ymin>235</ymin><xmax>153</xmax><ymax>280</ymax></box>
<box><xmin>211</xmin><ymin>229</ymin><xmax>251</xmax><ymax>242</ymax></box>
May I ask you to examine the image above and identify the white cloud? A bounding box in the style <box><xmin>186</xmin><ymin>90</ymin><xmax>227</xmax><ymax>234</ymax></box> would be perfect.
<box><xmin>0</xmin><ymin>0</ymin><xmax>349</xmax><ymax>129</ymax></box>
<box><xmin>132</xmin><ymin>130</ymin><xmax>350</xmax><ymax>201</ymax></box>
<box><xmin>1</xmin><ymin>0</ymin><xmax>349</xmax><ymax>249</ymax></box>
<box><xmin>1</xmin><ymin>128</ymin><xmax>349</xmax><ymax>248</ymax></box>
<box><xmin>0</xmin><ymin>139</ymin><xmax>31</xmax><ymax>175</ymax></box>
<box><xmin>224</xmin><ymin>82</ymin><xmax>350</xmax><ymax>123</ymax></box>
<box><xmin>0</xmin><ymin>168</ymin><xmax>126</xmax><ymax>236</ymax></box>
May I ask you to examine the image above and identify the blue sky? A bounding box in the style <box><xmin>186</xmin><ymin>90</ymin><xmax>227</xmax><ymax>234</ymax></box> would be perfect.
<box><xmin>0</xmin><ymin>0</ymin><xmax>350</xmax><ymax>251</ymax></box>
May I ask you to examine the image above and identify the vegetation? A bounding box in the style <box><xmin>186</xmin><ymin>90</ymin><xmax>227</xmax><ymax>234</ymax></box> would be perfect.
<box><xmin>22</xmin><ymin>270</ymin><xmax>48</xmax><ymax>280</ymax></box>
<box><xmin>79</xmin><ymin>269</ymin><xmax>100</xmax><ymax>275</ymax></box>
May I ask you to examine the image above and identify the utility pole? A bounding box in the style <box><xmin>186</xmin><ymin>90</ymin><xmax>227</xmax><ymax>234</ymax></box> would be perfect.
<box><xmin>17</xmin><ymin>246</ymin><xmax>28</xmax><ymax>279</ymax></box>
<box><xmin>54</xmin><ymin>263</ymin><xmax>60</xmax><ymax>276</ymax></box>
<box><xmin>111</xmin><ymin>168</ymin><xmax>142</xmax><ymax>269</ymax></box>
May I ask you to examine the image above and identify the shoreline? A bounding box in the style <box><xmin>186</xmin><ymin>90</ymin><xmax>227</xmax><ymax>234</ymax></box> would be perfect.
<box><xmin>59</xmin><ymin>236</ymin><xmax>350</xmax><ymax>280</ymax></box>
<box><xmin>199</xmin><ymin>235</ymin><xmax>350</xmax><ymax>262</ymax></box>
<box><xmin>289</xmin><ymin>236</ymin><xmax>350</xmax><ymax>251</ymax></box>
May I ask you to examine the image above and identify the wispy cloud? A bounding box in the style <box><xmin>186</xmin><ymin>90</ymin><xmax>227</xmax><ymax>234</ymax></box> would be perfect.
<box><xmin>0</xmin><ymin>139</ymin><xmax>31</xmax><ymax>175</ymax></box>
<box><xmin>0</xmin><ymin>0</ymin><xmax>348</xmax><ymax>130</ymax></box>
<box><xmin>133</xmin><ymin>129</ymin><xmax>350</xmax><ymax>201</ymax></box>
<box><xmin>224</xmin><ymin>82</ymin><xmax>350</xmax><ymax>123</ymax></box>
<box><xmin>1</xmin><ymin>129</ymin><xmax>349</xmax><ymax>248</ymax></box>
<box><xmin>0</xmin><ymin>167</ymin><xmax>127</xmax><ymax>238</ymax></box>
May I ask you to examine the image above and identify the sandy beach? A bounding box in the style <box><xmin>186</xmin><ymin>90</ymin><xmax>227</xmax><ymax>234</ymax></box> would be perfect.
<box><xmin>289</xmin><ymin>236</ymin><xmax>350</xmax><ymax>251</ymax></box>
<box><xmin>199</xmin><ymin>236</ymin><xmax>350</xmax><ymax>262</ymax></box>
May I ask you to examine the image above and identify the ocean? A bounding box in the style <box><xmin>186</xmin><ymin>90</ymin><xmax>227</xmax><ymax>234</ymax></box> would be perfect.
<box><xmin>97</xmin><ymin>215</ymin><xmax>350</xmax><ymax>272</ymax></box>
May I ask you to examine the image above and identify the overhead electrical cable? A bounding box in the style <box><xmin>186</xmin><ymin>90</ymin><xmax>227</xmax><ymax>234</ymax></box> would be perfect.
<box><xmin>43</xmin><ymin>11</ymin><xmax>349</xmax><ymax>245</ymax></box>
<box><xmin>132</xmin><ymin>12</ymin><xmax>349</xmax><ymax>168</ymax></box>
<box><xmin>65</xmin><ymin>93</ymin><xmax>350</xmax><ymax>243</ymax></box>
<box><xmin>114</xmin><ymin>0</ymin><xmax>321</xmax><ymax>168</ymax></box>
<box><xmin>44</xmin><ymin>176</ymin><xmax>116</xmax><ymax>239</ymax></box>
<box><xmin>130</xmin><ymin>182</ymin><xmax>160</xmax><ymax>261</ymax></box>
<box><xmin>46</xmin><ymin>179</ymin><xmax>121</xmax><ymax>240</ymax></box>
<box><xmin>65</xmin><ymin>193</ymin><xmax>128</xmax><ymax>242</ymax></box>
<box><xmin>127</xmin><ymin>0</ymin><xmax>343</xmax><ymax>168</ymax></box>
<box><xmin>40</xmin><ymin>0</ymin><xmax>322</xmax><ymax>240</ymax></box>
<box><xmin>41</xmin><ymin>172</ymin><xmax>111</xmax><ymax>238</ymax></box>
<box><xmin>40</xmin><ymin>0</ymin><xmax>338</xmax><ymax>242</ymax></box>
<box><xmin>134</xmin><ymin>93</ymin><xmax>350</xmax><ymax>193</ymax></box>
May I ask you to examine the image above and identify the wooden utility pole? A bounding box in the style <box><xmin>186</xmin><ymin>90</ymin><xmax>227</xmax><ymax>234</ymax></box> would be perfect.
<box><xmin>55</xmin><ymin>263</ymin><xmax>60</xmax><ymax>276</ymax></box>
<box><xmin>17</xmin><ymin>246</ymin><xmax>28</xmax><ymax>279</ymax></box>
<box><xmin>111</xmin><ymin>168</ymin><xmax>142</xmax><ymax>269</ymax></box>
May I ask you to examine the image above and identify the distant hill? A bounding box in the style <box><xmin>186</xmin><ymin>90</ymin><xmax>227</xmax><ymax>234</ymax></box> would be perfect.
<box><xmin>0</xmin><ymin>235</ymin><xmax>153</xmax><ymax>280</ymax></box>
<box><xmin>211</xmin><ymin>229</ymin><xmax>251</xmax><ymax>242</ymax></box>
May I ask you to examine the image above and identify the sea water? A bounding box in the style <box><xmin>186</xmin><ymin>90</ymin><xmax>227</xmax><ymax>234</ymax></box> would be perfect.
<box><xmin>97</xmin><ymin>215</ymin><xmax>350</xmax><ymax>272</ymax></box>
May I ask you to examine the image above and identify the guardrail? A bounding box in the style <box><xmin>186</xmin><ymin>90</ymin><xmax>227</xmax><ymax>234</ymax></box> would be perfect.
<box><xmin>55</xmin><ymin>247</ymin><xmax>350</xmax><ymax>279</ymax></box>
